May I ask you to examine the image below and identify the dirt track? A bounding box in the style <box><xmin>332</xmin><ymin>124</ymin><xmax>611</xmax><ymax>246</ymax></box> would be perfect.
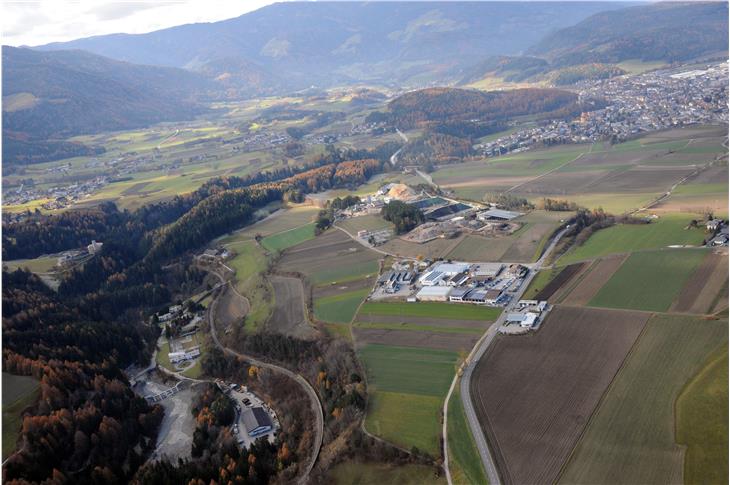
<box><xmin>268</xmin><ymin>276</ymin><xmax>317</xmax><ymax>339</ymax></box>
<box><xmin>470</xmin><ymin>305</ymin><xmax>648</xmax><ymax>485</ymax></box>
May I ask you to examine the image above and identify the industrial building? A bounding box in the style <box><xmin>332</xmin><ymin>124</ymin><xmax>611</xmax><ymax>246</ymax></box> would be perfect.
<box><xmin>242</xmin><ymin>407</ymin><xmax>274</xmax><ymax>437</ymax></box>
<box><xmin>416</xmin><ymin>286</ymin><xmax>452</xmax><ymax>301</ymax></box>
<box><xmin>477</xmin><ymin>209</ymin><xmax>522</xmax><ymax>221</ymax></box>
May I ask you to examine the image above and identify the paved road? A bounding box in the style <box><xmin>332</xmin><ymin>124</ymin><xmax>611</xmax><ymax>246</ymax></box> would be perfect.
<box><xmin>389</xmin><ymin>128</ymin><xmax>409</xmax><ymax>166</ymax></box>
<box><xmin>206</xmin><ymin>270</ymin><xmax>324</xmax><ymax>485</ymax></box>
<box><xmin>459</xmin><ymin>226</ymin><xmax>569</xmax><ymax>485</ymax></box>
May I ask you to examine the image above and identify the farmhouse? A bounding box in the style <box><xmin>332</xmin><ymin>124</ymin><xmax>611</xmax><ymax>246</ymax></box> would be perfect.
<box><xmin>416</xmin><ymin>286</ymin><xmax>452</xmax><ymax>301</ymax></box>
<box><xmin>477</xmin><ymin>209</ymin><xmax>522</xmax><ymax>221</ymax></box>
<box><xmin>242</xmin><ymin>407</ymin><xmax>274</xmax><ymax>437</ymax></box>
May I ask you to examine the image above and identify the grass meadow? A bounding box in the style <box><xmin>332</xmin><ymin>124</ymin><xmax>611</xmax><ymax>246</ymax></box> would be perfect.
<box><xmin>447</xmin><ymin>385</ymin><xmax>488</xmax><ymax>485</ymax></box>
<box><xmin>360</xmin><ymin>344</ymin><xmax>458</xmax><ymax>456</ymax></box>
<box><xmin>261</xmin><ymin>223</ymin><xmax>316</xmax><ymax>252</ymax></box>
<box><xmin>559</xmin><ymin>215</ymin><xmax>706</xmax><ymax>264</ymax></box>
<box><xmin>2</xmin><ymin>373</ymin><xmax>40</xmax><ymax>459</ymax></box>
<box><xmin>359</xmin><ymin>301</ymin><xmax>502</xmax><ymax>321</ymax></box>
<box><xmin>589</xmin><ymin>249</ymin><xmax>707</xmax><ymax>312</ymax></box>
<box><xmin>314</xmin><ymin>288</ymin><xmax>370</xmax><ymax>324</ymax></box>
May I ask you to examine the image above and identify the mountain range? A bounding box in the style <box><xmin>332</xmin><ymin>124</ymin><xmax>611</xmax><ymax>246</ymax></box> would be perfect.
<box><xmin>3</xmin><ymin>1</ymin><xmax>728</xmax><ymax>165</ymax></box>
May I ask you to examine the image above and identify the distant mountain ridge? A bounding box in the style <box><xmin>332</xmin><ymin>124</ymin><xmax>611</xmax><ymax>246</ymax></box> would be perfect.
<box><xmin>35</xmin><ymin>1</ymin><xmax>627</xmax><ymax>91</ymax></box>
<box><xmin>2</xmin><ymin>46</ymin><xmax>213</xmax><ymax>165</ymax></box>
<box><xmin>461</xmin><ymin>2</ymin><xmax>728</xmax><ymax>86</ymax></box>
<box><xmin>529</xmin><ymin>2</ymin><xmax>728</xmax><ymax>66</ymax></box>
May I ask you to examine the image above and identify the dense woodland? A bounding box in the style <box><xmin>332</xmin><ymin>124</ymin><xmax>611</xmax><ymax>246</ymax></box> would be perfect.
<box><xmin>2</xmin><ymin>144</ymin><xmax>396</xmax><ymax>483</ymax></box>
<box><xmin>370</xmin><ymin>87</ymin><xmax>583</xmax><ymax>130</ymax></box>
<box><xmin>382</xmin><ymin>201</ymin><xmax>425</xmax><ymax>234</ymax></box>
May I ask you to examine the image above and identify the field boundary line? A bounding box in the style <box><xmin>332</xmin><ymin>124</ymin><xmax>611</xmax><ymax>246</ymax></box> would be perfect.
<box><xmin>553</xmin><ymin>312</ymin><xmax>653</xmax><ymax>483</ymax></box>
<box><xmin>504</xmin><ymin>152</ymin><xmax>585</xmax><ymax>194</ymax></box>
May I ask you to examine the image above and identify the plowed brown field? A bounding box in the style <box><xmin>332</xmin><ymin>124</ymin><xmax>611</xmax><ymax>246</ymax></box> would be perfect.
<box><xmin>470</xmin><ymin>305</ymin><xmax>648</xmax><ymax>485</ymax></box>
<box><xmin>562</xmin><ymin>255</ymin><xmax>626</xmax><ymax>305</ymax></box>
<box><xmin>534</xmin><ymin>262</ymin><xmax>588</xmax><ymax>301</ymax></box>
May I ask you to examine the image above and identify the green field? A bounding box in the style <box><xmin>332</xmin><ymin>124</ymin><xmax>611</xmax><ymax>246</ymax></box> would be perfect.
<box><xmin>328</xmin><ymin>461</ymin><xmax>445</xmax><ymax>485</ymax></box>
<box><xmin>233</xmin><ymin>205</ymin><xmax>320</xmax><ymax>239</ymax></box>
<box><xmin>559</xmin><ymin>215</ymin><xmax>706</xmax><ymax>264</ymax></box>
<box><xmin>314</xmin><ymin>288</ymin><xmax>370</xmax><ymax>323</ymax></box>
<box><xmin>261</xmin><ymin>223</ymin><xmax>316</xmax><ymax>252</ymax></box>
<box><xmin>359</xmin><ymin>301</ymin><xmax>502</xmax><ymax>321</ymax></box>
<box><xmin>521</xmin><ymin>267</ymin><xmax>561</xmax><ymax>299</ymax></box>
<box><xmin>355</xmin><ymin>321</ymin><xmax>484</xmax><ymax>335</ymax></box>
<box><xmin>560</xmin><ymin>314</ymin><xmax>728</xmax><ymax>485</ymax></box>
<box><xmin>310</xmin><ymin>260</ymin><xmax>379</xmax><ymax>285</ymax></box>
<box><xmin>3</xmin><ymin>255</ymin><xmax>58</xmax><ymax>273</ymax></box>
<box><xmin>589</xmin><ymin>249</ymin><xmax>707</xmax><ymax>312</ymax></box>
<box><xmin>337</xmin><ymin>215</ymin><xmax>394</xmax><ymax>234</ymax></box>
<box><xmin>447</xmin><ymin>386</ymin><xmax>488</xmax><ymax>485</ymax></box>
<box><xmin>675</xmin><ymin>347</ymin><xmax>728</xmax><ymax>485</ymax></box>
<box><xmin>360</xmin><ymin>344</ymin><xmax>458</xmax><ymax>456</ymax></box>
<box><xmin>2</xmin><ymin>373</ymin><xmax>40</xmax><ymax>459</ymax></box>
<box><xmin>220</xmin><ymin>238</ymin><xmax>272</xmax><ymax>330</ymax></box>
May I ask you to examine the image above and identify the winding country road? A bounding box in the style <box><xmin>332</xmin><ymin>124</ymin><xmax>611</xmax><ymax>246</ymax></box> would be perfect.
<box><xmin>455</xmin><ymin>226</ymin><xmax>569</xmax><ymax>485</ymax></box>
<box><xmin>206</xmin><ymin>270</ymin><xmax>324</xmax><ymax>485</ymax></box>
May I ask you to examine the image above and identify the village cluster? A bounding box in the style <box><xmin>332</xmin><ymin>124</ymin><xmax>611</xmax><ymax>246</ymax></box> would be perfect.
<box><xmin>476</xmin><ymin>61</ymin><xmax>729</xmax><ymax>157</ymax></box>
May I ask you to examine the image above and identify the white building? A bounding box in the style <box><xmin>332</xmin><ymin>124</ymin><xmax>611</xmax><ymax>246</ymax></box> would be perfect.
<box><xmin>416</xmin><ymin>286</ymin><xmax>452</xmax><ymax>301</ymax></box>
<box><xmin>87</xmin><ymin>240</ymin><xmax>103</xmax><ymax>254</ymax></box>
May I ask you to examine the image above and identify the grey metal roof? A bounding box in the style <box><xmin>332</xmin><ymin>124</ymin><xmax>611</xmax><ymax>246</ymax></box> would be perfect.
<box><xmin>242</xmin><ymin>407</ymin><xmax>273</xmax><ymax>433</ymax></box>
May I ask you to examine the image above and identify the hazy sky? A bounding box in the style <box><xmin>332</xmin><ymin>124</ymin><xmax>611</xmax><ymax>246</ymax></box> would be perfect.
<box><xmin>2</xmin><ymin>0</ymin><xmax>279</xmax><ymax>46</ymax></box>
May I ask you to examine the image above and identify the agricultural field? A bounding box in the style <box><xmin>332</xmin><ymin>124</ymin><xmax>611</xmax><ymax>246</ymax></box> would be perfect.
<box><xmin>2</xmin><ymin>373</ymin><xmax>39</xmax><ymax>459</ymax></box>
<box><xmin>447</xmin><ymin>385</ymin><xmax>488</xmax><ymax>485</ymax></box>
<box><xmin>670</xmin><ymin>248</ymin><xmax>729</xmax><ymax>314</ymax></box>
<box><xmin>359</xmin><ymin>301</ymin><xmax>501</xmax><ymax>321</ymax></box>
<box><xmin>336</xmin><ymin>215</ymin><xmax>394</xmax><ymax>234</ymax></box>
<box><xmin>561</xmin><ymin>255</ymin><xmax>626</xmax><ymax>306</ymax></box>
<box><xmin>230</xmin><ymin>205</ymin><xmax>320</xmax><ymax>238</ymax></box>
<box><xmin>261</xmin><ymin>223</ymin><xmax>316</xmax><ymax>252</ymax></box>
<box><xmin>675</xmin><ymin>347</ymin><xmax>728</xmax><ymax>485</ymax></box>
<box><xmin>589</xmin><ymin>248</ymin><xmax>707</xmax><ymax>312</ymax></box>
<box><xmin>433</xmin><ymin>126</ymin><xmax>727</xmax><ymax>214</ymax></box>
<box><xmin>314</xmin><ymin>288</ymin><xmax>371</xmax><ymax>324</ymax></box>
<box><xmin>532</xmin><ymin>262</ymin><xmax>588</xmax><ymax>301</ymax></box>
<box><xmin>471</xmin><ymin>305</ymin><xmax>648</xmax><ymax>485</ymax></box>
<box><xmin>558</xmin><ymin>214</ymin><xmax>707</xmax><ymax>264</ymax></box>
<box><xmin>328</xmin><ymin>461</ymin><xmax>445</xmax><ymax>485</ymax></box>
<box><xmin>360</xmin><ymin>344</ymin><xmax>459</xmax><ymax>456</ymax></box>
<box><xmin>277</xmin><ymin>229</ymin><xmax>380</xmax><ymax>285</ymax></box>
<box><xmin>267</xmin><ymin>276</ymin><xmax>316</xmax><ymax>339</ymax></box>
<box><xmin>560</xmin><ymin>314</ymin><xmax>728</xmax><ymax>485</ymax></box>
<box><xmin>3</xmin><ymin>255</ymin><xmax>58</xmax><ymax>273</ymax></box>
<box><xmin>218</xmin><ymin>237</ymin><xmax>272</xmax><ymax>331</ymax></box>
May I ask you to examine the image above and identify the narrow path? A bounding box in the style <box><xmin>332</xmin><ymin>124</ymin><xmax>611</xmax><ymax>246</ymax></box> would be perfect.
<box><xmin>206</xmin><ymin>269</ymin><xmax>324</xmax><ymax>484</ymax></box>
